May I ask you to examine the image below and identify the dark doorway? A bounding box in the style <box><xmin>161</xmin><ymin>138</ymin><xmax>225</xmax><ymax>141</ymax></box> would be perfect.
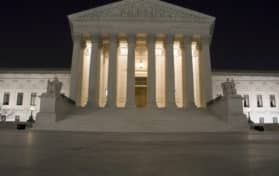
<box><xmin>135</xmin><ymin>77</ymin><xmax>147</xmax><ymax>107</ymax></box>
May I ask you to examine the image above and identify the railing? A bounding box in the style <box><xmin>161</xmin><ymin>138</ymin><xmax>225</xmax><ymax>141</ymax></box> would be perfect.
<box><xmin>207</xmin><ymin>95</ymin><xmax>222</xmax><ymax>106</ymax></box>
<box><xmin>60</xmin><ymin>94</ymin><xmax>76</xmax><ymax>105</ymax></box>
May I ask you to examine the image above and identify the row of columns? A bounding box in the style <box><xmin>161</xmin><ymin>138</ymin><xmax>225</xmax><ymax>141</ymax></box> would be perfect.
<box><xmin>70</xmin><ymin>33</ymin><xmax>212</xmax><ymax>109</ymax></box>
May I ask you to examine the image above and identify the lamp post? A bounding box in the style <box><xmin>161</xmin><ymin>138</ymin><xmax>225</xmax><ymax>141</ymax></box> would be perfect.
<box><xmin>27</xmin><ymin>106</ymin><xmax>35</xmax><ymax>124</ymax></box>
<box><xmin>247</xmin><ymin>109</ymin><xmax>253</xmax><ymax>124</ymax></box>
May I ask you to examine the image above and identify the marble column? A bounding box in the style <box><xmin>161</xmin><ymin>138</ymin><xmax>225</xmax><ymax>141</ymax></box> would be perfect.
<box><xmin>165</xmin><ymin>34</ymin><xmax>176</xmax><ymax>108</ymax></box>
<box><xmin>88</xmin><ymin>34</ymin><xmax>100</xmax><ymax>108</ymax></box>
<box><xmin>70</xmin><ymin>34</ymin><xmax>82</xmax><ymax>102</ymax></box>
<box><xmin>107</xmin><ymin>34</ymin><xmax>118</xmax><ymax>108</ymax></box>
<box><xmin>199</xmin><ymin>36</ymin><xmax>212</xmax><ymax>107</ymax></box>
<box><xmin>147</xmin><ymin>34</ymin><xmax>156</xmax><ymax>107</ymax></box>
<box><xmin>182</xmin><ymin>36</ymin><xmax>195</xmax><ymax>108</ymax></box>
<box><xmin>75</xmin><ymin>40</ymin><xmax>87</xmax><ymax>107</ymax></box>
<box><xmin>126</xmin><ymin>34</ymin><xmax>136</xmax><ymax>107</ymax></box>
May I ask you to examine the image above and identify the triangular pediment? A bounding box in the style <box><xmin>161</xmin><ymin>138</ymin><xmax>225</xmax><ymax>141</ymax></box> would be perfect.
<box><xmin>69</xmin><ymin>0</ymin><xmax>215</xmax><ymax>24</ymax></box>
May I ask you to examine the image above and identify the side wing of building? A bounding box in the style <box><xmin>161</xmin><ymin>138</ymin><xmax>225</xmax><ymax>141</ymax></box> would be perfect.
<box><xmin>0</xmin><ymin>69</ymin><xmax>70</xmax><ymax>122</ymax></box>
<box><xmin>0</xmin><ymin>69</ymin><xmax>279</xmax><ymax>124</ymax></box>
<box><xmin>213</xmin><ymin>71</ymin><xmax>279</xmax><ymax>124</ymax></box>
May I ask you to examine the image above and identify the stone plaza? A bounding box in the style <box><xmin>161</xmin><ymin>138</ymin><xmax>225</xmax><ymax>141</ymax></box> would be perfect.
<box><xmin>1</xmin><ymin>1</ymin><xmax>279</xmax><ymax>175</ymax></box>
<box><xmin>0</xmin><ymin>130</ymin><xmax>278</xmax><ymax>176</ymax></box>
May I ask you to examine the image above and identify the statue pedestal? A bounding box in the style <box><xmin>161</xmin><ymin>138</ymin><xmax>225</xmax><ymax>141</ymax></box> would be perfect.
<box><xmin>40</xmin><ymin>94</ymin><xmax>56</xmax><ymax>113</ymax></box>
<box><xmin>34</xmin><ymin>78</ymin><xmax>76</xmax><ymax>129</ymax></box>
<box><xmin>35</xmin><ymin>94</ymin><xmax>58</xmax><ymax>128</ymax></box>
<box><xmin>208</xmin><ymin>95</ymin><xmax>248</xmax><ymax>131</ymax></box>
<box><xmin>225</xmin><ymin>95</ymin><xmax>244</xmax><ymax>116</ymax></box>
<box><xmin>225</xmin><ymin>95</ymin><xmax>248</xmax><ymax>130</ymax></box>
<box><xmin>35</xmin><ymin>94</ymin><xmax>75</xmax><ymax>129</ymax></box>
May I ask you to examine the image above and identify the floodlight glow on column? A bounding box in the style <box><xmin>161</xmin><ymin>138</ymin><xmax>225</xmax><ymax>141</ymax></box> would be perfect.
<box><xmin>120</xmin><ymin>41</ymin><xmax>128</xmax><ymax>55</ymax></box>
<box><xmin>192</xmin><ymin>41</ymin><xmax>201</xmax><ymax>107</ymax></box>
<box><xmin>117</xmin><ymin>40</ymin><xmax>128</xmax><ymax>108</ymax></box>
<box><xmin>173</xmin><ymin>41</ymin><xmax>183</xmax><ymax>108</ymax></box>
<box><xmin>80</xmin><ymin>40</ymin><xmax>92</xmax><ymax>107</ymax></box>
<box><xmin>155</xmin><ymin>41</ymin><xmax>166</xmax><ymax>108</ymax></box>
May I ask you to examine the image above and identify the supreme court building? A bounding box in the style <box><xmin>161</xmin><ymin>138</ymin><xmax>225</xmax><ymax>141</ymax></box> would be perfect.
<box><xmin>68</xmin><ymin>0</ymin><xmax>214</xmax><ymax>110</ymax></box>
<box><xmin>1</xmin><ymin>0</ymin><xmax>257</xmax><ymax>132</ymax></box>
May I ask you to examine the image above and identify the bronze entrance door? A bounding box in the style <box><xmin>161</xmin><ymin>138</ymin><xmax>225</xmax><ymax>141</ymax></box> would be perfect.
<box><xmin>135</xmin><ymin>77</ymin><xmax>147</xmax><ymax>107</ymax></box>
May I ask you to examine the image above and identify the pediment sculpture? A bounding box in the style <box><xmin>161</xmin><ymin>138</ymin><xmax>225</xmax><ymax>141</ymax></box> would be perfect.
<box><xmin>221</xmin><ymin>78</ymin><xmax>237</xmax><ymax>97</ymax></box>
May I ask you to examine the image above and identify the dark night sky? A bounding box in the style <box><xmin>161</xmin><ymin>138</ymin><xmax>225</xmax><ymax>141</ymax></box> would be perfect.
<box><xmin>0</xmin><ymin>0</ymin><xmax>278</xmax><ymax>71</ymax></box>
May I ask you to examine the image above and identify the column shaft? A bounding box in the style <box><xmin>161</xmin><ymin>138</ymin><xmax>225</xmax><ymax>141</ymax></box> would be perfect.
<box><xmin>88</xmin><ymin>35</ymin><xmax>100</xmax><ymax>107</ymax></box>
<box><xmin>126</xmin><ymin>35</ymin><xmax>136</xmax><ymax>107</ymax></box>
<box><xmin>147</xmin><ymin>34</ymin><xmax>156</xmax><ymax>107</ymax></box>
<box><xmin>70</xmin><ymin>34</ymin><xmax>82</xmax><ymax>103</ymax></box>
<box><xmin>182</xmin><ymin>36</ymin><xmax>195</xmax><ymax>108</ymax></box>
<box><xmin>107</xmin><ymin>35</ymin><xmax>118</xmax><ymax>108</ymax></box>
<box><xmin>165</xmin><ymin>34</ymin><xmax>176</xmax><ymax>108</ymax></box>
<box><xmin>74</xmin><ymin>38</ymin><xmax>86</xmax><ymax>106</ymax></box>
<box><xmin>199</xmin><ymin>37</ymin><xmax>212</xmax><ymax>107</ymax></box>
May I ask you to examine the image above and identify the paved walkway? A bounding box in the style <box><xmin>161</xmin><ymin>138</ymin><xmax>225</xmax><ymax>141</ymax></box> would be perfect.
<box><xmin>0</xmin><ymin>130</ymin><xmax>278</xmax><ymax>176</ymax></box>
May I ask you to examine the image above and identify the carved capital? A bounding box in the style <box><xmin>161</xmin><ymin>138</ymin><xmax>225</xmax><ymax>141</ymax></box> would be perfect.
<box><xmin>164</xmin><ymin>34</ymin><xmax>174</xmax><ymax>47</ymax></box>
<box><xmin>80</xmin><ymin>40</ymin><xmax>87</xmax><ymax>49</ymax></box>
<box><xmin>147</xmin><ymin>34</ymin><xmax>156</xmax><ymax>44</ymax></box>
<box><xmin>109</xmin><ymin>34</ymin><xmax>118</xmax><ymax>43</ymax></box>
<box><xmin>183</xmin><ymin>35</ymin><xmax>193</xmax><ymax>45</ymax></box>
<box><xmin>72</xmin><ymin>33</ymin><xmax>82</xmax><ymax>41</ymax></box>
<box><xmin>90</xmin><ymin>34</ymin><xmax>100</xmax><ymax>44</ymax></box>
<box><xmin>200</xmin><ymin>36</ymin><xmax>210</xmax><ymax>45</ymax></box>
<box><xmin>127</xmin><ymin>34</ymin><xmax>136</xmax><ymax>46</ymax></box>
<box><xmin>72</xmin><ymin>33</ymin><xmax>87</xmax><ymax>49</ymax></box>
<box><xmin>109</xmin><ymin>34</ymin><xmax>119</xmax><ymax>49</ymax></box>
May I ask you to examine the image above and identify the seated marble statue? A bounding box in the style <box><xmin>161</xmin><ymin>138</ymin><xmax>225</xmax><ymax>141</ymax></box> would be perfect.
<box><xmin>46</xmin><ymin>77</ymin><xmax>62</xmax><ymax>97</ymax></box>
<box><xmin>222</xmin><ymin>78</ymin><xmax>237</xmax><ymax>97</ymax></box>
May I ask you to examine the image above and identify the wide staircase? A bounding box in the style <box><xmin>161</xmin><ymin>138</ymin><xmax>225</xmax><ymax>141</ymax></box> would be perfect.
<box><xmin>35</xmin><ymin>107</ymin><xmax>244</xmax><ymax>132</ymax></box>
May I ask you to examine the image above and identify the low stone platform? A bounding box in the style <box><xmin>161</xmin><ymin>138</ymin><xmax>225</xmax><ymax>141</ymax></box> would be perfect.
<box><xmin>34</xmin><ymin>107</ymin><xmax>248</xmax><ymax>132</ymax></box>
<box><xmin>0</xmin><ymin>122</ymin><xmax>31</xmax><ymax>130</ymax></box>
<box><xmin>0</xmin><ymin>122</ymin><xmax>18</xmax><ymax>129</ymax></box>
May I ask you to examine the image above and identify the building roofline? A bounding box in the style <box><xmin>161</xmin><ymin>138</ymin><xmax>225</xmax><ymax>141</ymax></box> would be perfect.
<box><xmin>213</xmin><ymin>69</ymin><xmax>279</xmax><ymax>77</ymax></box>
<box><xmin>0</xmin><ymin>68</ymin><xmax>71</xmax><ymax>74</ymax></box>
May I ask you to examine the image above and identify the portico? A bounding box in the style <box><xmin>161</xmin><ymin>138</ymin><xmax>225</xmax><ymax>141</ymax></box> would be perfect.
<box><xmin>34</xmin><ymin>0</ymin><xmax>249</xmax><ymax>132</ymax></box>
<box><xmin>67</xmin><ymin>0</ymin><xmax>216</xmax><ymax>110</ymax></box>
<box><xmin>70</xmin><ymin>33</ymin><xmax>211</xmax><ymax>109</ymax></box>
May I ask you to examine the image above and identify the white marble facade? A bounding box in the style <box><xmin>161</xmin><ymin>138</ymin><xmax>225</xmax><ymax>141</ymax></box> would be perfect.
<box><xmin>68</xmin><ymin>0</ymin><xmax>215</xmax><ymax>109</ymax></box>
<box><xmin>0</xmin><ymin>70</ymin><xmax>70</xmax><ymax>122</ymax></box>
<box><xmin>213</xmin><ymin>71</ymin><xmax>279</xmax><ymax>124</ymax></box>
<box><xmin>0</xmin><ymin>70</ymin><xmax>279</xmax><ymax>124</ymax></box>
<box><xmin>0</xmin><ymin>0</ymin><xmax>276</xmax><ymax>126</ymax></box>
